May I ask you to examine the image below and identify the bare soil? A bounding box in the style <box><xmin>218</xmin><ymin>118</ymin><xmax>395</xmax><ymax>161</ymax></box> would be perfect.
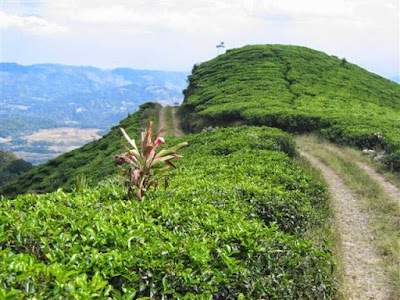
<box><xmin>23</xmin><ymin>128</ymin><xmax>101</xmax><ymax>143</ymax></box>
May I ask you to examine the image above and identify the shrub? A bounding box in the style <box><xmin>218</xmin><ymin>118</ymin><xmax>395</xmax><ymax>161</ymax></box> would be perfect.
<box><xmin>115</xmin><ymin>121</ymin><xmax>188</xmax><ymax>199</ymax></box>
<box><xmin>382</xmin><ymin>150</ymin><xmax>400</xmax><ymax>172</ymax></box>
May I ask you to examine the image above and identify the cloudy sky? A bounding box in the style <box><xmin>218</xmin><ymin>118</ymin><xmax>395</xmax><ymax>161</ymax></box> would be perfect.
<box><xmin>1</xmin><ymin>0</ymin><xmax>399</xmax><ymax>79</ymax></box>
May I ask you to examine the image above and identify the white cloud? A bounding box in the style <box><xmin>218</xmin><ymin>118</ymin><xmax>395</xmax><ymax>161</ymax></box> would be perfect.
<box><xmin>42</xmin><ymin>2</ymin><xmax>259</xmax><ymax>35</ymax></box>
<box><xmin>1</xmin><ymin>0</ymin><xmax>398</xmax><ymax>77</ymax></box>
<box><xmin>0</xmin><ymin>11</ymin><xmax>67</xmax><ymax>35</ymax></box>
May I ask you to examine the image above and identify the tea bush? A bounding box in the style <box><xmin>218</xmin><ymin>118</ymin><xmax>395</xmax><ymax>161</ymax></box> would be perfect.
<box><xmin>180</xmin><ymin>44</ymin><xmax>400</xmax><ymax>169</ymax></box>
<box><xmin>0</xmin><ymin>126</ymin><xmax>336</xmax><ymax>299</ymax></box>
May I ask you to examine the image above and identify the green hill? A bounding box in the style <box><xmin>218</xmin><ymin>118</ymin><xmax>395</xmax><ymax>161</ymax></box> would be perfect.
<box><xmin>4</xmin><ymin>44</ymin><xmax>399</xmax><ymax>198</ymax></box>
<box><xmin>180</xmin><ymin>44</ymin><xmax>400</xmax><ymax>169</ymax></box>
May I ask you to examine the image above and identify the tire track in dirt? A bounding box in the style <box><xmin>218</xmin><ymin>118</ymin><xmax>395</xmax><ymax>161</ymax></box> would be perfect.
<box><xmin>323</xmin><ymin>144</ymin><xmax>400</xmax><ymax>205</ymax></box>
<box><xmin>300</xmin><ymin>150</ymin><xmax>391</xmax><ymax>300</ymax></box>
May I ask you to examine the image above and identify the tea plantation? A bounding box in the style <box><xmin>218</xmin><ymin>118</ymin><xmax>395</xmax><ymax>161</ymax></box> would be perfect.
<box><xmin>5</xmin><ymin>43</ymin><xmax>398</xmax><ymax>298</ymax></box>
<box><xmin>180</xmin><ymin>45</ymin><xmax>400</xmax><ymax>169</ymax></box>
<box><xmin>0</xmin><ymin>126</ymin><xmax>336</xmax><ymax>298</ymax></box>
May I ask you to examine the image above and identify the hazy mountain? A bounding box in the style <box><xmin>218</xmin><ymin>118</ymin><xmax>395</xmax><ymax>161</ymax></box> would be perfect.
<box><xmin>0</xmin><ymin>63</ymin><xmax>189</xmax><ymax>163</ymax></box>
<box><xmin>0</xmin><ymin>62</ymin><xmax>188</xmax><ymax>133</ymax></box>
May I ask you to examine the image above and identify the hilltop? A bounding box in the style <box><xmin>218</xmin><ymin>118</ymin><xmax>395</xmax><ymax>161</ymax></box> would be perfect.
<box><xmin>180</xmin><ymin>44</ymin><xmax>400</xmax><ymax>169</ymax></box>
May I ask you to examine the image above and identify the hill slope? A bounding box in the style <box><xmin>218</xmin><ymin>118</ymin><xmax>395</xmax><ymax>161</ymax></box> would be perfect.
<box><xmin>4</xmin><ymin>45</ymin><xmax>400</xmax><ymax>197</ymax></box>
<box><xmin>0</xmin><ymin>103</ymin><xmax>160</xmax><ymax>198</ymax></box>
<box><xmin>180</xmin><ymin>44</ymin><xmax>400</xmax><ymax>169</ymax></box>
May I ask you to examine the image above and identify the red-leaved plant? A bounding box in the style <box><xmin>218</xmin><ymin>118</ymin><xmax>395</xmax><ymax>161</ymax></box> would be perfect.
<box><xmin>115</xmin><ymin>121</ymin><xmax>188</xmax><ymax>200</ymax></box>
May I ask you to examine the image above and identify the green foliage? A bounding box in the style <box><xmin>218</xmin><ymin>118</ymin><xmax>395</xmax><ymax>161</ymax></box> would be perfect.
<box><xmin>74</xmin><ymin>174</ymin><xmax>88</xmax><ymax>192</ymax></box>
<box><xmin>382</xmin><ymin>149</ymin><xmax>400</xmax><ymax>172</ymax></box>
<box><xmin>180</xmin><ymin>44</ymin><xmax>400</xmax><ymax>170</ymax></box>
<box><xmin>116</xmin><ymin>122</ymin><xmax>188</xmax><ymax>199</ymax></box>
<box><xmin>0</xmin><ymin>150</ymin><xmax>18</xmax><ymax>169</ymax></box>
<box><xmin>0</xmin><ymin>103</ymin><xmax>161</xmax><ymax>198</ymax></box>
<box><xmin>0</xmin><ymin>126</ymin><xmax>336</xmax><ymax>298</ymax></box>
<box><xmin>0</xmin><ymin>150</ymin><xmax>32</xmax><ymax>186</ymax></box>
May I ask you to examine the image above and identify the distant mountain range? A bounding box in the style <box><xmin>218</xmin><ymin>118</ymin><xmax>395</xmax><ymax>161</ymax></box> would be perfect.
<box><xmin>0</xmin><ymin>63</ymin><xmax>188</xmax><ymax>135</ymax></box>
<box><xmin>0</xmin><ymin>62</ymin><xmax>189</xmax><ymax>163</ymax></box>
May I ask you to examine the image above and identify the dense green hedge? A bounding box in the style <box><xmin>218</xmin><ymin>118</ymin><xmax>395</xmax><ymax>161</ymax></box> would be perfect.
<box><xmin>0</xmin><ymin>126</ymin><xmax>336</xmax><ymax>299</ymax></box>
<box><xmin>180</xmin><ymin>44</ymin><xmax>400</xmax><ymax>169</ymax></box>
<box><xmin>0</xmin><ymin>103</ymin><xmax>160</xmax><ymax>198</ymax></box>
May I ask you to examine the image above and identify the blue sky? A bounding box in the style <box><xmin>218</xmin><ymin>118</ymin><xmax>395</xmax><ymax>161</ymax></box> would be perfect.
<box><xmin>1</xmin><ymin>0</ymin><xmax>399</xmax><ymax>80</ymax></box>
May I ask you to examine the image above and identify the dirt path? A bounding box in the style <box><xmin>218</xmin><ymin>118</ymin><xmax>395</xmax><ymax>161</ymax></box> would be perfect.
<box><xmin>299</xmin><ymin>150</ymin><xmax>391</xmax><ymax>300</ymax></box>
<box><xmin>171</xmin><ymin>107</ymin><xmax>184</xmax><ymax>137</ymax></box>
<box><xmin>158</xmin><ymin>106</ymin><xmax>184</xmax><ymax>138</ymax></box>
<box><xmin>323</xmin><ymin>144</ymin><xmax>400</xmax><ymax>204</ymax></box>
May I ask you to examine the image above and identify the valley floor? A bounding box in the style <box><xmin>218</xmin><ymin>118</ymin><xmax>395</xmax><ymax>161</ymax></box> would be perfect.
<box><xmin>297</xmin><ymin>135</ymin><xmax>400</xmax><ymax>299</ymax></box>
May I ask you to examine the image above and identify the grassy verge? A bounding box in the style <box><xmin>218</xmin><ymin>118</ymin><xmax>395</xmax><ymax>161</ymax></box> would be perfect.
<box><xmin>140</xmin><ymin>102</ymin><xmax>161</xmax><ymax>132</ymax></box>
<box><xmin>296</xmin><ymin>135</ymin><xmax>400</xmax><ymax>297</ymax></box>
<box><xmin>337</xmin><ymin>145</ymin><xmax>400</xmax><ymax>189</ymax></box>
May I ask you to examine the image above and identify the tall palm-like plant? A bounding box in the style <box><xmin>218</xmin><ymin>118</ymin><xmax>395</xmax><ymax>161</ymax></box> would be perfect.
<box><xmin>115</xmin><ymin>121</ymin><xmax>188</xmax><ymax>200</ymax></box>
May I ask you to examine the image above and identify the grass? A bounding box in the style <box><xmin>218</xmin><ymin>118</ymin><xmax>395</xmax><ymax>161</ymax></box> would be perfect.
<box><xmin>159</xmin><ymin>106</ymin><xmax>175</xmax><ymax>137</ymax></box>
<box><xmin>296</xmin><ymin>135</ymin><xmax>400</xmax><ymax>297</ymax></box>
<box><xmin>334</xmin><ymin>145</ymin><xmax>400</xmax><ymax>189</ymax></box>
